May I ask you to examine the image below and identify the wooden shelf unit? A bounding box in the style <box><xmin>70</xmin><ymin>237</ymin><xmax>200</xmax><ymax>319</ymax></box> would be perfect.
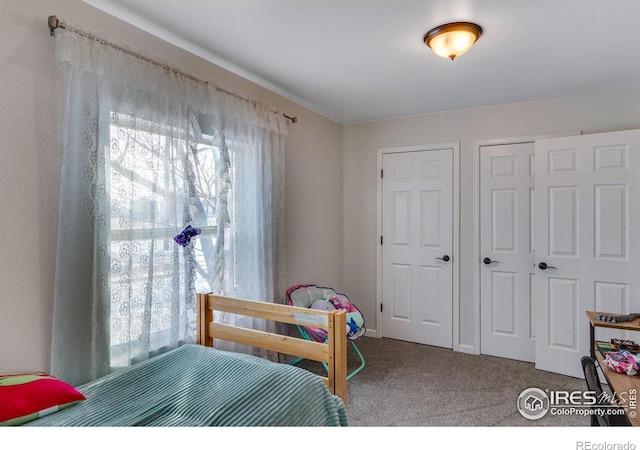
<box><xmin>586</xmin><ymin>311</ymin><xmax>640</xmax><ymax>426</ymax></box>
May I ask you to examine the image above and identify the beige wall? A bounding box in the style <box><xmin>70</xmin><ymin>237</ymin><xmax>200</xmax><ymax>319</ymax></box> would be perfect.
<box><xmin>0</xmin><ymin>0</ymin><xmax>343</xmax><ymax>373</ymax></box>
<box><xmin>343</xmin><ymin>88</ymin><xmax>640</xmax><ymax>350</ymax></box>
<box><xmin>3</xmin><ymin>0</ymin><xmax>639</xmax><ymax>375</ymax></box>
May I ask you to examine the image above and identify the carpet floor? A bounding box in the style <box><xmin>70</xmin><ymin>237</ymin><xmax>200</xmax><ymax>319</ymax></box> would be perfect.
<box><xmin>298</xmin><ymin>336</ymin><xmax>591</xmax><ymax>427</ymax></box>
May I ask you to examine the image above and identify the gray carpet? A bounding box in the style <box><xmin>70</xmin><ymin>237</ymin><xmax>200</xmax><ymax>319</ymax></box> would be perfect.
<box><xmin>298</xmin><ymin>336</ymin><xmax>591</xmax><ymax>427</ymax></box>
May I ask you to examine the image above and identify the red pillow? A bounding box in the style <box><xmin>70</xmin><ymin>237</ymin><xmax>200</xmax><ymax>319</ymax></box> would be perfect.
<box><xmin>0</xmin><ymin>373</ymin><xmax>86</xmax><ymax>426</ymax></box>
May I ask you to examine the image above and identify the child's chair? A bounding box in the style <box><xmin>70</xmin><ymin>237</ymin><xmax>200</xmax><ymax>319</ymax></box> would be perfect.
<box><xmin>286</xmin><ymin>284</ymin><xmax>365</xmax><ymax>380</ymax></box>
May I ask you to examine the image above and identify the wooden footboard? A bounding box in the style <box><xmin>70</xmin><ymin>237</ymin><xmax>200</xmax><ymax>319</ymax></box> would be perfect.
<box><xmin>196</xmin><ymin>293</ymin><xmax>348</xmax><ymax>405</ymax></box>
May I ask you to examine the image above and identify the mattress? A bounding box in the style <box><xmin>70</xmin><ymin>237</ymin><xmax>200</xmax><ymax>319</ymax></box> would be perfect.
<box><xmin>26</xmin><ymin>344</ymin><xmax>348</xmax><ymax>426</ymax></box>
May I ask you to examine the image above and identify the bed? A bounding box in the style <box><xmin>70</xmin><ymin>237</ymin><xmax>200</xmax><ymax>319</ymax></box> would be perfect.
<box><xmin>17</xmin><ymin>294</ymin><xmax>349</xmax><ymax>427</ymax></box>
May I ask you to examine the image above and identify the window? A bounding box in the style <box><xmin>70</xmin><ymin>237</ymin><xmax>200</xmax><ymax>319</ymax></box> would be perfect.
<box><xmin>107</xmin><ymin>112</ymin><xmax>222</xmax><ymax>367</ymax></box>
<box><xmin>52</xmin><ymin>30</ymin><xmax>286</xmax><ymax>386</ymax></box>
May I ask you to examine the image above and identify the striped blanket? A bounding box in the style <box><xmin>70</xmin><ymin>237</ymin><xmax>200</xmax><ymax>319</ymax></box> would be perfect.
<box><xmin>27</xmin><ymin>344</ymin><xmax>348</xmax><ymax>426</ymax></box>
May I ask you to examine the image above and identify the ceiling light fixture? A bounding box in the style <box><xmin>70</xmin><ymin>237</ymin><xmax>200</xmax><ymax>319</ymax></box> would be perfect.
<box><xmin>424</xmin><ymin>22</ymin><xmax>482</xmax><ymax>60</ymax></box>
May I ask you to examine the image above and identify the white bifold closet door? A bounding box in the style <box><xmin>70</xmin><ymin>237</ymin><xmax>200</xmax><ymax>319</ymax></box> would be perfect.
<box><xmin>534</xmin><ymin>129</ymin><xmax>640</xmax><ymax>378</ymax></box>
<box><xmin>480</xmin><ymin>142</ymin><xmax>536</xmax><ymax>363</ymax></box>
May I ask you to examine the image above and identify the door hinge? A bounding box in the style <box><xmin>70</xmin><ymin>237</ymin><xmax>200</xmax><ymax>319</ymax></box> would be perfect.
<box><xmin>380</xmin><ymin>236</ymin><xmax>383</xmax><ymax>245</ymax></box>
<box><xmin>380</xmin><ymin>303</ymin><xmax>383</xmax><ymax>312</ymax></box>
<box><xmin>380</xmin><ymin>169</ymin><xmax>383</xmax><ymax>178</ymax></box>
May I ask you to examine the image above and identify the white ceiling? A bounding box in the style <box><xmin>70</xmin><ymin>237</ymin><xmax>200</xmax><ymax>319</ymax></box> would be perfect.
<box><xmin>85</xmin><ymin>0</ymin><xmax>640</xmax><ymax>124</ymax></box>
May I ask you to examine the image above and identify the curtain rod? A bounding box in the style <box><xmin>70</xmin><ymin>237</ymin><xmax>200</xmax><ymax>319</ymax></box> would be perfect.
<box><xmin>47</xmin><ymin>15</ymin><xmax>298</xmax><ymax>124</ymax></box>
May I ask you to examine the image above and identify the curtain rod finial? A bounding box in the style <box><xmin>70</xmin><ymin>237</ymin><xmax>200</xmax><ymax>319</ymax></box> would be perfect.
<box><xmin>283</xmin><ymin>113</ymin><xmax>297</xmax><ymax>124</ymax></box>
<box><xmin>48</xmin><ymin>15</ymin><xmax>59</xmax><ymax>36</ymax></box>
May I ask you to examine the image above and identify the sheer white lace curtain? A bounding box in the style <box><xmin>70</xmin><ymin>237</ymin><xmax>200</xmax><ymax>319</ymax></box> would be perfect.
<box><xmin>51</xmin><ymin>30</ymin><xmax>287</xmax><ymax>386</ymax></box>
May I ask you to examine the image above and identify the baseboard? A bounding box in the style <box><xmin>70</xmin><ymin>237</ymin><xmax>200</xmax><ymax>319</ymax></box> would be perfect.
<box><xmin>363</xmin><ymin>328</ymin><xmax>379</xmax><ymax>338</ymax></box>
<box><xmin>365</xmin><ymin>331</ymin><xmax>477</xmax><ymax>354</ymax></box>
<box><xmin>457</xmin><ymin>343</ymin><xmax>477</xmax><ymax>355</ymax></box>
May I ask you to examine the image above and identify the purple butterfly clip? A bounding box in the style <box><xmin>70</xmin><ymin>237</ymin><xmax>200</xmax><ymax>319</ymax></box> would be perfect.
<box><xmin>173</xmin><ymin>224</ymin><xmax>202</xmax><ymax>247</ymax></box>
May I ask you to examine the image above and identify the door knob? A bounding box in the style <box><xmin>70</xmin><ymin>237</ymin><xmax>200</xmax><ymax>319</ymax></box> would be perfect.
<box><xmin>538</xmin><ymin>262</ymin><xmax>557</xmax><ymax>270</ymax></box>
<box><xmin>436</xmin><ymin>255</ymin><xmax>450</xmax><ymax>262</ymax></box>
<box><xmin>483</xmin><ymin>257</ymin><xmax>499</xmax><ymax>265</ymax></box>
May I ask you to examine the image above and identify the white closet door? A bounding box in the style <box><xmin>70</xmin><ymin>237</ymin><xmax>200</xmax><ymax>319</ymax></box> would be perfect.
<box><xmin>535</xmin><ymin>129</ymin><xmax>640</xmax><ymax>378</ymax></box>
<box><xmin>381</xmin><ymin>148</ymin><xmax>454</xmax><ymax>348</ymax></box>
<box><xmin>480</xmin><ymin>142</ymin><xmax>536</xmax><ymax>362</ymax></box>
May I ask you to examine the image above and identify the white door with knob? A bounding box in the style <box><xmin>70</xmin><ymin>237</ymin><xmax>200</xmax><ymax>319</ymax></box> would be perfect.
<box><xmin>380</xmin><ymin>145</ymin><xmax>457</xmax><ymax>348</ymax></box>
<box><xmin>480</xmin><ymin>142</ymin><xmax>536</xmax><ymax>362</ymax></box>
<box><xmin>534</xmin><ymin>129</ymin><xmax>640</xmax><ymax>378</ymax></box>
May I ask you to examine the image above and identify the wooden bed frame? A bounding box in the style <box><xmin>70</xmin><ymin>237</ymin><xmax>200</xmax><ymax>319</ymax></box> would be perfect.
<box><xmin>196</xmin><ymin>293</ymin><xmax>348</xmax><ymax>405</ymax></box>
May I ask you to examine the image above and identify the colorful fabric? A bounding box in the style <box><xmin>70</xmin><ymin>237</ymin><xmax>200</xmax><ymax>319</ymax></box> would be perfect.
<box><xmin>287</xmin><ymin>284</ymin><xmax>366</xmax><ymax>341</ymax></box>
<box><xmin>0</xmin><ymin>374</ymin><xmax>85</xmax><ymax>426</ymax></box>
<box><xmin>603</xmin><ymin>351</ymin><xmax>640</xmax><ymax>376</ymax></box>
<box><xmin>173</xmin><ymin>224</ymin><xmax>202</xmax><ymax>247</ymax></box>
